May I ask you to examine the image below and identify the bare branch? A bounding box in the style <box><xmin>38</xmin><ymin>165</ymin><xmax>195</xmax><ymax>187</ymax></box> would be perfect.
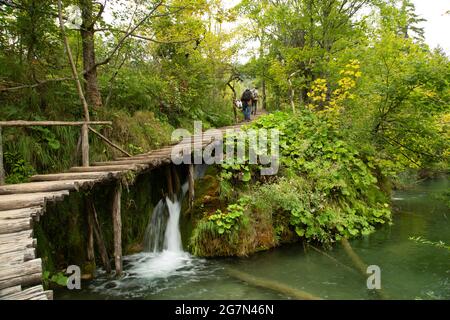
<box><xmin>93</xmin><ymin>0</ymin><xmax>164</xmax><ymax>70</ymax></box>
<box><xmin>0</xmin><ymin>77</ymin><xmax>74</xmax><ymax>92</ymax></box>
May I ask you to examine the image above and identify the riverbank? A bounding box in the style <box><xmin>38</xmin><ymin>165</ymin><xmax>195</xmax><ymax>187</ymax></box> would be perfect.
<box><xmin>55</xmin><ymin>177</ymin><xmax>449</xmax><ymax>300</ymax></box>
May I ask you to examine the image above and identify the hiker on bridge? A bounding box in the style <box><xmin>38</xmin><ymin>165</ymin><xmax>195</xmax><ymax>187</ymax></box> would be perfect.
<box><xmin>241</xmin><ymin>88</ymin><xmax>253</xmax><ymax>122</ymax></box>
<box><xmin>251</xmin><ymin>87</ymin><xmax>259</xmax><ymax>116</ymax></box>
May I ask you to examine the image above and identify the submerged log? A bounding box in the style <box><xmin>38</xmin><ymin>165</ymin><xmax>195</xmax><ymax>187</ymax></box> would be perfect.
<box><xmin>112</xmin><ymin>182</ymin><xmax>122</xmax><ymax>276</ymax></box>
<box><xmin>341</xmin><ymin>238</ymin><xmax>389</xmax><ymax>300</ymax></box>
<box><xmin>227</xmin><ymin>268</ymin><xmax>322</xmax><ymax>300</ymax></box>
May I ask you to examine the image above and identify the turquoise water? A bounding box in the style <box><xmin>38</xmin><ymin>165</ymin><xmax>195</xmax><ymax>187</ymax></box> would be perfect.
<box><xmin>56</xmin><ymin>177</ymin><xmax>449</xmax><ymax>300</ymax></box>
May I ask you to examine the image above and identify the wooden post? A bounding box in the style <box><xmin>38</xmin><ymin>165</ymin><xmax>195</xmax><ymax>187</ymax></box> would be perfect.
<box><xmin>86</xmin><ymin>199</ymin><xmax>95</xmax><ymax>264</ymax></box>
<box><xmin>172</xmin><ymin>165</ymin><xmax>180</xmax><ymax>195</ymax></box>
<box><xmin>81</xmin><ymin>123</ymin><xmax>89</xmax><ymax>167</ymax></box>
<box><xmin>165</xmin><ymin>166</ymin><xmax>174</xmax><ymax>199</ymax></box>
<box><xmin>188</xmin><ymin>164</ymin><xmax>195</xmax><ymax>209</ymax></box>
<box><xmin>88</xmin><ymin>197</ymin><xmax>111</xmax><ymax>273</ymax></box>
<box><xmin>0</xmin><ymin>126</ymin><xmax>5</xmax><ymax>185</ymax></box>
<box><xmin>112</xmin><ymin>182</ymin><xmax>122</xmax><ymax>276</ymax></box>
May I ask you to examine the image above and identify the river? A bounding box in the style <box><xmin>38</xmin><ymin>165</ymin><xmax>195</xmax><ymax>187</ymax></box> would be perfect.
<box><xmin>56</xmin><ymin>177</ymin><xmax>449</xmax><ymax>300</ymax></box>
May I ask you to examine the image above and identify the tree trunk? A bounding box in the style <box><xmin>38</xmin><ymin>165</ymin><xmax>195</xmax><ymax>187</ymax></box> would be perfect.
<box><xmin>79</xmin><ymin>0</ymin><xmax>103</xmax><ymax>109</ymax></box>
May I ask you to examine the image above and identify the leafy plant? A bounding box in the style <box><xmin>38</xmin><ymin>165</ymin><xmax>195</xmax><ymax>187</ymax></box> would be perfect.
<box><xmin>43</xmin><ymin>271</ymin><xmax>68</xmax><ymax>288</ymax></box>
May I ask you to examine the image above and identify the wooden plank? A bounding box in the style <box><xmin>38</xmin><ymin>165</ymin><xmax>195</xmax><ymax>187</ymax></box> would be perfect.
<box><xmin>0</xmin><ymin>191</ymin><xmax>69</xmax><ymax>211</ymax></box>
<box><xmin>0</xmin><ymin>248</ymin><xmax>35</xmax><ymax>265</ymax></box>
<box><xmin>0</xmin><ymin>259</ymin><xmax>42</xmax><ymax>290</ymax></box>
<box><xmin>0</xmin><ymin>285</ymin><xmax>21</xmax><ymax>298</ymax></box>
<box><xmin>0</xmin><ymin>121</ymin><xmax>112</xmax><ymax>127</ymax></box>
<box><xmin>0</xmin><ymin>217</ymin><xmax>32</xmax><ymax>235</ymax></box>
<box><xmin>0</xmin><ymin>229</ymin><xmax>33</xmax><ymax>241</ymax></box>
<box><xmin>0</xmin><ymin>126</ymin><xmax>4</xmax><ymax>186</ymax></box>
<box><xmin>112</xmin><ymin>182</ymin><xmax>122</xmax><ymax>276</ymax></box>
<box><xmin>93</xmin><ymin>158</ymin><xmax>171</xmax><ymax>167</ymax></box>
<box><xmin>2</xmin><ymin>284</ymin><xmax>44</xmax><ymax>300</ymax></box>
<box><xmin>0</xmin><ymin>237</ymin><xmax>35</xmax><ymax>251</ymax></box>
<box><xmin>44</xmin><ymin>290</ymin><xmax>53</xmax><ymax>300</ymax></box>
<box><xmin>0</xmin><ymin>180</ymin><xmax>97</xmax><ymax>195</ymax></box>
<box><xmin>70</xmin><ymin>164</ymin><xmax>146</xmax><ymax>173</ymax></box>
<box><xmin>30</xmin><ymin>172</ymin><xmax>120</xmax><ymax>182</ymax></box>
<box><xmin>0</xmin><ymin>207</ymin><xmax>42</xmax><ymax>220</ymax></box>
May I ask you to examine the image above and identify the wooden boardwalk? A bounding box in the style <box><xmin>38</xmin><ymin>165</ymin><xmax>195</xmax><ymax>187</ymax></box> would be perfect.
<box><xmin>0</xmin><ymin>117</ymin><xmax>255</xmax><ymax>300</ymax></box>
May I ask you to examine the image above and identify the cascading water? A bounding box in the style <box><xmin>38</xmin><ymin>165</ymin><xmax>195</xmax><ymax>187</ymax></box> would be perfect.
<box><xmin>164</xmin><ymin>197</ymin><xmax>183</xmax><ymax>252</ymax></box>
<box><xmin>91</xmin><ymin>166</ymin><xmax>210</xmax><ymax>296</ymax></box>
<box><xmin>143</xmin><ymin>182</ymin><xmax>188</xmax><ymax>253</ymax></box>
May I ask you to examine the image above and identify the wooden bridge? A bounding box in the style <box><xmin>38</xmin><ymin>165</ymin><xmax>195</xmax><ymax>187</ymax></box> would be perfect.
<box><xmin>0</xmin><ymin>116</ymin><xmax>258</xmax><ymax>300</ymax></box>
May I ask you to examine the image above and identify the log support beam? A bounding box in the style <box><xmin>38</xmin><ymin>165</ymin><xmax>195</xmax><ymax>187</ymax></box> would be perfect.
<box><xmin>112</xmin><ymin>182</ymin><xmax>122</xmax><ymax>276</ymax></box>
<box><xmin>188</xmin><ymin>164</ymin><xmax>195</xmax><ymax>209</ymax></box>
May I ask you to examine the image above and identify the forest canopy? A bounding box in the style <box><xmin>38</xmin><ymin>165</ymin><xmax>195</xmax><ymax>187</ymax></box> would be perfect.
<box><xmin>0</xmin><ymin>0</ymin><xmax>448</xmax><ymax>182</ymax></box>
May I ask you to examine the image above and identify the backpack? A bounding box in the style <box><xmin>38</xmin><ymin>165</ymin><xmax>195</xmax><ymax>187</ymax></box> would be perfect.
<box><xmin>241</xmin><ymin>89</ymin><xmax>253</xmax><ymax>102</ymax></box>
<box><xmin>252</xmin><ymin>89</ymin><xmax>259</xmax><ymax>100</ymax></box>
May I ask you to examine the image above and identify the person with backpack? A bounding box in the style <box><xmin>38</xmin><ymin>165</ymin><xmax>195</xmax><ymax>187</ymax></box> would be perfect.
<box><xmin>241</xmin><ymin>88</ymin><xmax>253</xmax><ymax>121</ymax></box>
<box><xmin>251</xmin><ymin>87</ymin><xmax>259</xmax><ymax>116</ymax></box>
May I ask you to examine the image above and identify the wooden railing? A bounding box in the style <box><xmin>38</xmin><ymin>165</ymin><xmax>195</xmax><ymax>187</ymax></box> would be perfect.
<box><xmin>0</xmin><ymin>120</ymin><xmax>131</xmax><ymax>185</ymax></box>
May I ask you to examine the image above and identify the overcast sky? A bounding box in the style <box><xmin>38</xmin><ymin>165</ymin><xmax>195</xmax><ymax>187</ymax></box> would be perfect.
<box><xmin>412</xmin><ymin>0</ymin><xmax>450</xmax><ymax>54</ymax></box>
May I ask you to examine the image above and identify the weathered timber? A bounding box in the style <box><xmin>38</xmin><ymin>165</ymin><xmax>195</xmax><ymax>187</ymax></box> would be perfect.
<box><xmin>0</xmin><ymin>180</ymin><xmax>97</xmax><ymax>195</ymax></box>
<box><xmin>30</xmin><ymin>172</ymin><xmax>120</xmax><ymax>182</ymax></box>
<box><xmin>172</xmin><ymin>166</ymin><xmax>181</xmax><ymax>195</ymax></box>
<box><xmin>0</xmin><ymin>207</ymin><xmax>42</xmax><ymax>220</ymax></box>
<box><xmin>0</xmin><ymin>238</ymin><xmax>35</xmax><ymax>253</ymax></box>
<box><xmin>93</xmin><ymin>158</ymin><xmax>171</xmax><ymax>167</ymax></box>
<box><xmin>0</xmin><ymin>191</ymin><xmax>69</xmax><ymax>211</ymax></box>
<box><xmin>0</xmin><ymin>126</ymin><xmax>4</xmax><ymax>186</ymax></box>
<box><xmin>2</xmin><ymin>285</ymin><xmax>47</xmax><ymax>300</ymax></box>
<box><xmin>0</xmin><ymin>230</ymin><xmax>33</xmax><ymax>241</ymax></box>
<box><xmin>112</xmin><ymin>182</ymin><xmax>122</xmax><ymax>276</ymax></box>
<box><xmin>70</xmin><ymin>164</ymin><xmax>146</xmax><ymax>173</ymax></box>
<box><xmin>341</xmin><ymin>238</ymin><xmax>389</xmax><ymax>299</ymax></box>
<box><xmin>44</xmin><ymin>290</ymin><xmax>53</xmax><ymax>300</ymax></box>
<box><xmin>188</xmin><ymin>164</ymin><xmax>195</xmax><ymax>209</ymax></box>
<box><xmin>227</xmin><ymin>268</ymin><xmax>322</xmax><ymax>300</ymax></box>
<box><xmin>165</xmin><ymin>166</ymin><xmax>174</xmax><ymax>199</ymax></box>
<box><xmin>0</xmin><ymin>285</ymin><xmax>21</xmax><ymax>298</ymax></box>
<box><xmin>0</xmin><ymin>218</ymin><xmax>32</xmax><ymax>235</ymax></box>
<box><xmin>89</xmin><ymin>126</ymin><xmax>132</xmax><ymax>157</ymax></box>
<box><xmin>87</xmin><ymin>198</ymin><xmax>111</xmax><ymax>273</ymax></box>
<box><xmin>0</xmin><ymin>248</ymin><xmax>35</xmax><ymax>265</ymax></box>
<box><xmin>86</xmin><ymin>199</ymin><xmax>95</xmax><ymax>264</ymax></box>
<box><xmin>0</xmin><ymin>258</ymin><xmax>42</xmax><ymax>290</ymax></box>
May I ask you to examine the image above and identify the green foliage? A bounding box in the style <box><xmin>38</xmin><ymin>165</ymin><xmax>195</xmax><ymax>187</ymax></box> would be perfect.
<box><xmin>208</xmin><ymin>198</ymin><xmax>248</xmax><ymax>235</ymax></box>
<box><xmin>43</xmin><ymin>271</ymin><xmax>68</xmax><ymax>288</ymax></box>
<box><xmin>247</xmin><ymin>111</ymin><xmax>392</xmax><ymax>245</ymax></box>
<box><xmin>3</xmin><ymin>151</ymin><xmax>36</xmax><ymax>184</ymax></box>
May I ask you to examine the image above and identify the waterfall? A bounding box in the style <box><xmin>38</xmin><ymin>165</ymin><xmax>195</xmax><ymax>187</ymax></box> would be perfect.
<box><xmin>164</xmin><ymin>197</ymin><xmax>183</xmax><ymax>252</ymax></box>
<box><xmin>144</xmin><ymin>181</ymin><xmax>189</xmax><ymax>253</ymax></box>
